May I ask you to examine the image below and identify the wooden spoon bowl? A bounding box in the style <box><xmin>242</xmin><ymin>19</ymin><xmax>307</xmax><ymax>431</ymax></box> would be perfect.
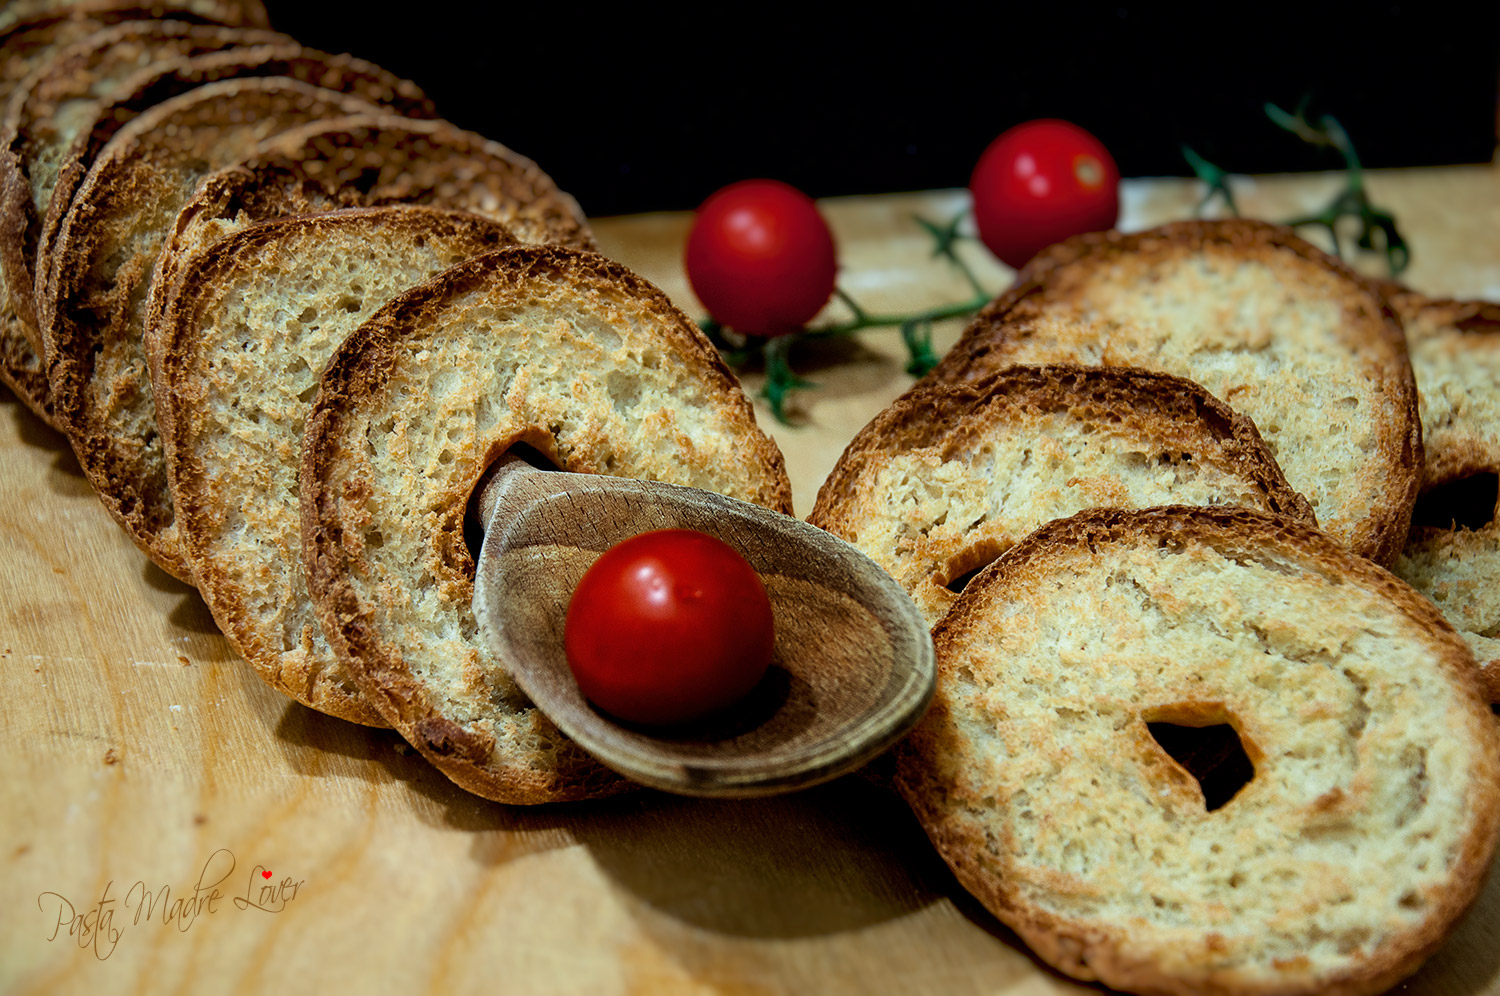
<box><xmin>472</xmin><ymin>458</ymin><xmax>935</xmax><ymax>798</ymax></box>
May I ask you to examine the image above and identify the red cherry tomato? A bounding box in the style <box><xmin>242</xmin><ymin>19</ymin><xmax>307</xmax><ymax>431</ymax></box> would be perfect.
<box><xmin>563</xmin><ymin>528</ymin><xmax>774</xmax><ymax>725</ymax></box>
<box><xmin>969</xmin><ymin>119</ymin><xmax>1120</xmax><ymax>269</ymax></box>
<box><xmin>685</xmin><ymin>178</ymin><xmax>837</xmax><ymax>337</ymax></box>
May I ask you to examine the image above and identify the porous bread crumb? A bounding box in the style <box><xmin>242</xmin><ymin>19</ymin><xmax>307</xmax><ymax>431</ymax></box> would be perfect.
<box><xmin>42</xmin><ymin>72</ymin><xmax>396</xmax><ymax>580</ymax></box>
<box><xmin>1397</xmin><ymin>526</ymin><xmax>1500</xmax><ymax>649</ymax></box>
<box><xmin>163</xmin><ymin>207</ymin><xmax>514</xmax><ymax>725</ymax></box>
<box><xmin>812</xmin><ymin>366</ymin><xmax>1313</xmax><ymax>628</ymax></box>
<box><xmin>932</xmin><ymin>221</ymin><xmax>1419</xmax><ymax>565</ymax></box>
<box><xmin>900</xmin><ymin>508</ymin><xmax>1500</xmax><ymax>996</ymax></box>
<box><xmin>146</xmin><ymin>114</ymin><xmax>595</xmax><ymax>360</ymax></box>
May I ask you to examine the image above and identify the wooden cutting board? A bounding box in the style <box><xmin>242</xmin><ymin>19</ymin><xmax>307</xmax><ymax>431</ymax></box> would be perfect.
<box><xmin>3</xmin><ymin>167</ymin><xmax>1498</xmax><ymax>995</ymax></box>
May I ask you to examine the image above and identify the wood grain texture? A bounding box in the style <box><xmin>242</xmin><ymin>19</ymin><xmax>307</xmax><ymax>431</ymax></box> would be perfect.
<box><xmin>473</xmin><ymin>460</ymin><xmax>934</xmax><ymax>797</ymax></box>
<box><xmin>3</xmin><ymin>168</ymin><xmax>1499</xmax><ymax>995</ymax></box>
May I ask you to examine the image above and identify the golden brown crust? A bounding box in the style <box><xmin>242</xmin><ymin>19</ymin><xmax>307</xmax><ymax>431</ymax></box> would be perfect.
<box><xmin>39</xmin><ymin>54</ymin><xmax>428</xmax><ymax>580</ymax></box>
<box><xmin>157</xmin><ymin>207</ymin><xmax>518</xmax><ymax>727</ymax></box>
<box><xmin>897</xmin><ymin>505</ymin><xmax>1500</xmax><ymax>996</ymax></box>
<box><xmin>301</xmin><ymin>246</ymin><xmax>792</xmax><ymax>803</ymax></box>
<box><xmin>143</xmin><ymin>112</ymin><xmax>596</xmax><ymax>360</ymax></box>
<box><xmin>925</xmin><ymin>219</ymin><xmax>1422</xmax><ymax>567</ymax></box>
<box><xmin>0</xmin><ymin>20</ymin><xmax>291</xmax><ymax>352</ymax></box>
<box><xmin>818</xmin><ymin>363</ymin><xmax>1315</xmax><ymax>525</ymax></box>
<box><xmin>810</xmin><ymin>362</ymin><xmax>1316</xmax><ymax>627</ymax></box>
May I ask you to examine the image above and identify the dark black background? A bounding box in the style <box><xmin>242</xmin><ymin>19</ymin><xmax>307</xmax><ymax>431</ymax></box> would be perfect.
<box><xmin>261</xmin><ymin>3</ymin><xmax>1499</xmax><ymax>217</ymax></box>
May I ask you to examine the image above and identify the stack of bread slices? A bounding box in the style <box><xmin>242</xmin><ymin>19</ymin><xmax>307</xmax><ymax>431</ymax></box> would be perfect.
<box><xmin>1</xmin><ymin>1</ymin><xmax>794</xmax><ymax>804</ymax></box>
<box><xmin>813</xmin><ymin>219</ymin><xmax>1500</xmax><ymax>995</ymax></box>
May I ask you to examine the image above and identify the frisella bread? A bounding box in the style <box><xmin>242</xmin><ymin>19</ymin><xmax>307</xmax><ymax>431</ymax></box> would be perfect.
<box><xmin>898</xmin><ymin>505</ymin><xmax>1500</xmax><ymax>996</ymax></box>
<box><xmin>38</xmin><ymin>48</ymin><xmax>433</xmax><ymax>579</ymax></box>
<box><xmin>1385</xmin><ymin>288</ymin><xmax>1500</xmax><ymax>702</ymax></box>
<box><xmin>926</xmin><ymin>220</ymin><xmax>1422</xmax><ymax>565</ymax></box>
<box><xmin>810</xmin><ymin>364</ymin><xmax>1315</xmax><ymax>628</ymax></box>
<box><xmin>154</xmin><ymin>207</ymin><xmax>516</xmax><ymax>727</ymax></box>
<box><xmin>300</xmin><ymin>246</ymin><xmax>792</xmax><ymax>803</ymax></box>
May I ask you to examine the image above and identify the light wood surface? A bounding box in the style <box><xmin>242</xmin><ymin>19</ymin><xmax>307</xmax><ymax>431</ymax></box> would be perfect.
<box><xmin>4</xmin><ymin>165</ymin><xmax>1499</xmax><ymax>995</ymax></box>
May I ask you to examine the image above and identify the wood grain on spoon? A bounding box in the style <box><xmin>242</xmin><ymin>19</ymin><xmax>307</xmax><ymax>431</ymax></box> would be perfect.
<box><xmin>471</xmin><ymin>455</ymin><xmax>936</xmax><ymax>798</ymax></box>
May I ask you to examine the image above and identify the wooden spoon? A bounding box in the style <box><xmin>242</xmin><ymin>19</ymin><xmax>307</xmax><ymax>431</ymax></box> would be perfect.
<box><xmin>471</xmin><ymin>455</ymin><xmax>935</xmax><ymax>798</ymax></box>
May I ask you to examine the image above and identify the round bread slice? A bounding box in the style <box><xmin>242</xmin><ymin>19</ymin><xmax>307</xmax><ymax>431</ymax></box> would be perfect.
<box><xmin>897</xmin><ymin>505</ymin><xmax>1500</xmax><ymax>996</ymax></box>
<box><xmin>1384</xmin><ymin>289</ymin><xmax>1500</xmax><ymax>702</ymax></box>
<box><xmin>0</xmin><ymin>19</ymin><xmax>293</xmax><ymax>352</ymax></box>
<box><xmin>156</xmin><ymin>207</ymin><xmax>516</xmax><ymax>727</ymax></box>
<box><xmin>143</xmin><ymin>112</ymin><xmax>596</xmax><ymax>355</ymax></box>
<box><xmin>39</xmin><ymin>74</ymin><xmax>413</xmax><ymax>581</ymax></box>
<box><xmin>810</xmin><ymin>364</ymin><xmax>1316</xmax><ymax>628</ymax></box>
<box><xmin>926</xmin><ymin>219</ymin><xmax>1421</xmax><ymax>566</ymax></box>
<box><xmin>300</xmin><ymin>246</ymin><xmax>793</xmax><ymax>803</ymax></box>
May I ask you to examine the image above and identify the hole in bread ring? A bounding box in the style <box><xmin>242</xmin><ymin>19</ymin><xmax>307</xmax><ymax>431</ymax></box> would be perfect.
<box><xmin>460</xmin><ymin>429</ymin><xmax>567</xmax><ymax>571</ymax></box>
<box><xmin>936</xmin><ymin>537</ymin><xmax>1009</xmax><ymax>595</ymax></box>
<box><xmin>1143</xmin><ymin>702</ymin><xmax>1259</xmax><ymax>812</ymax></box>
<box><xmin>1410</xmin><ymin>470</ymin><xmax>1498</xmax><ymax>531</ymax></box>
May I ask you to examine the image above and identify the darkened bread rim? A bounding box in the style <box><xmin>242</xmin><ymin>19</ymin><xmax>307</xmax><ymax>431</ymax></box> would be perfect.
<box><xmin>924</xmin><ymin>218</ymin><xmax>1422</xmax><ymax>567</ymax></box>
<box><xmin>241</xmin><ymin>115</ymin><xmax>595</xmax><ymax>249</ymax></box>
<box><xmin>32</xmin><ymin>43</ymin><xmax>434</xmax><ymax>308</ymax></box>
<box><xmin>1378</xmin><ymin>284</ymin><xmax>1500</xmax><ymax>490</ymax></box>
<box><xmin>0</xmin><ymin>20</ymin><xmax>293</xmax><ymax>349</ymax></box>
<box><xmin>811</xmin><ymin>363</ymin><xmax>1317</xmax><ymax>535</ymax></box>
<box><xmin>898</xmin><ymin>504</ymin><xmax>1500</xmax><ymax>996</ymax></box>
<box><xmin>143</xmin><ymin>112</ymin><xmax>596</xmax><ymax>353</ymax></box>
<box><xmin>301</xmin><ymin>245</ymin><xmax>791</xmax><ymax>803</ymax></box>
<box><xmin>1372</xmin><ymin>278</ymin><xmax>1500</xmax><ymax>331</ymax></box>
<box><xmin>41</xmin><ymin>78</ymin><xmax>389</xmax><ymax>580</ymax></box>
<box><xmin>157</xmin><ymin>207</ymin><xmax>517</xmax><ymax>727</ymax></box>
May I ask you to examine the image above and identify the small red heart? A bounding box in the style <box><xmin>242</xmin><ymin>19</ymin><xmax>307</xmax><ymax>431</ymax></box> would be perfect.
<box><xmin>262</xmin><ymin>870</ymin><xmax>273</xmax><ymax>879</ymax></box>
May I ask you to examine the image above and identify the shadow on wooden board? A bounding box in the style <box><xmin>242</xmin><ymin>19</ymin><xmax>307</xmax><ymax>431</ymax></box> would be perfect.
<box><xmin>269</xmin><ymin>690</ymin><xmax>959</xmax><ymax>940</ymax></box>
<box><xmin>4</xmin><ymin>388</ymin><xmax>91</xmax><ymax>499</ymax></box>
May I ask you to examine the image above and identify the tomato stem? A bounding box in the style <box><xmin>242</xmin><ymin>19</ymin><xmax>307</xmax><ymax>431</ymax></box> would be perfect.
<box><xmin>1187</xmin><ymin>100</ymin><xmax>1407</xmax><ymax>275</ymax></box>
<box><xmin>1181</xmin><ymin>145</ymin><xmax>1239</xmax><ymax>218</ymax></box>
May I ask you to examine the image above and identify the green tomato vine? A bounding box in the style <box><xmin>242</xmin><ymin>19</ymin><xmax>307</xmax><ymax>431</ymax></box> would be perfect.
<box><xmin>1183</xmin><ymin>100</ymin><xmax>1409</xmax><ymax>275</ymax></box>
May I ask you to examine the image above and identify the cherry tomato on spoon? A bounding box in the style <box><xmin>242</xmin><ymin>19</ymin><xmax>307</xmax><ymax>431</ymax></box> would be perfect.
<box><xmin>685</xmin><ymin>179</ymin><xmax>837</xmax><ymax>337</ymax></box>
<box><xmin>969</xmin><ymin>119</ymin><xmax>1120</xmax><ymax>269</ymax></box>
<box><xmin>564</xmin><ymin>529</ymin><xmax>775</xmax><ymax>726</ymax></box>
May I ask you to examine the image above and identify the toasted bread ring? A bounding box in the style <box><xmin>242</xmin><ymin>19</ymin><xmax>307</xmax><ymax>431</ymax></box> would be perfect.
<box><xmin>898</xmin><ymin>505</ymin><xmax>1500</xmax><ymax>996</ymax></box>
<box><xmin>928</xmin><ymin>220</ymin><xmax>1421</xmax><ymax>565</ymax></box>
<box><xmin>301</xmin><ymin>245</ymin><xmax>791</xmax><ymax>803</ymax></box>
